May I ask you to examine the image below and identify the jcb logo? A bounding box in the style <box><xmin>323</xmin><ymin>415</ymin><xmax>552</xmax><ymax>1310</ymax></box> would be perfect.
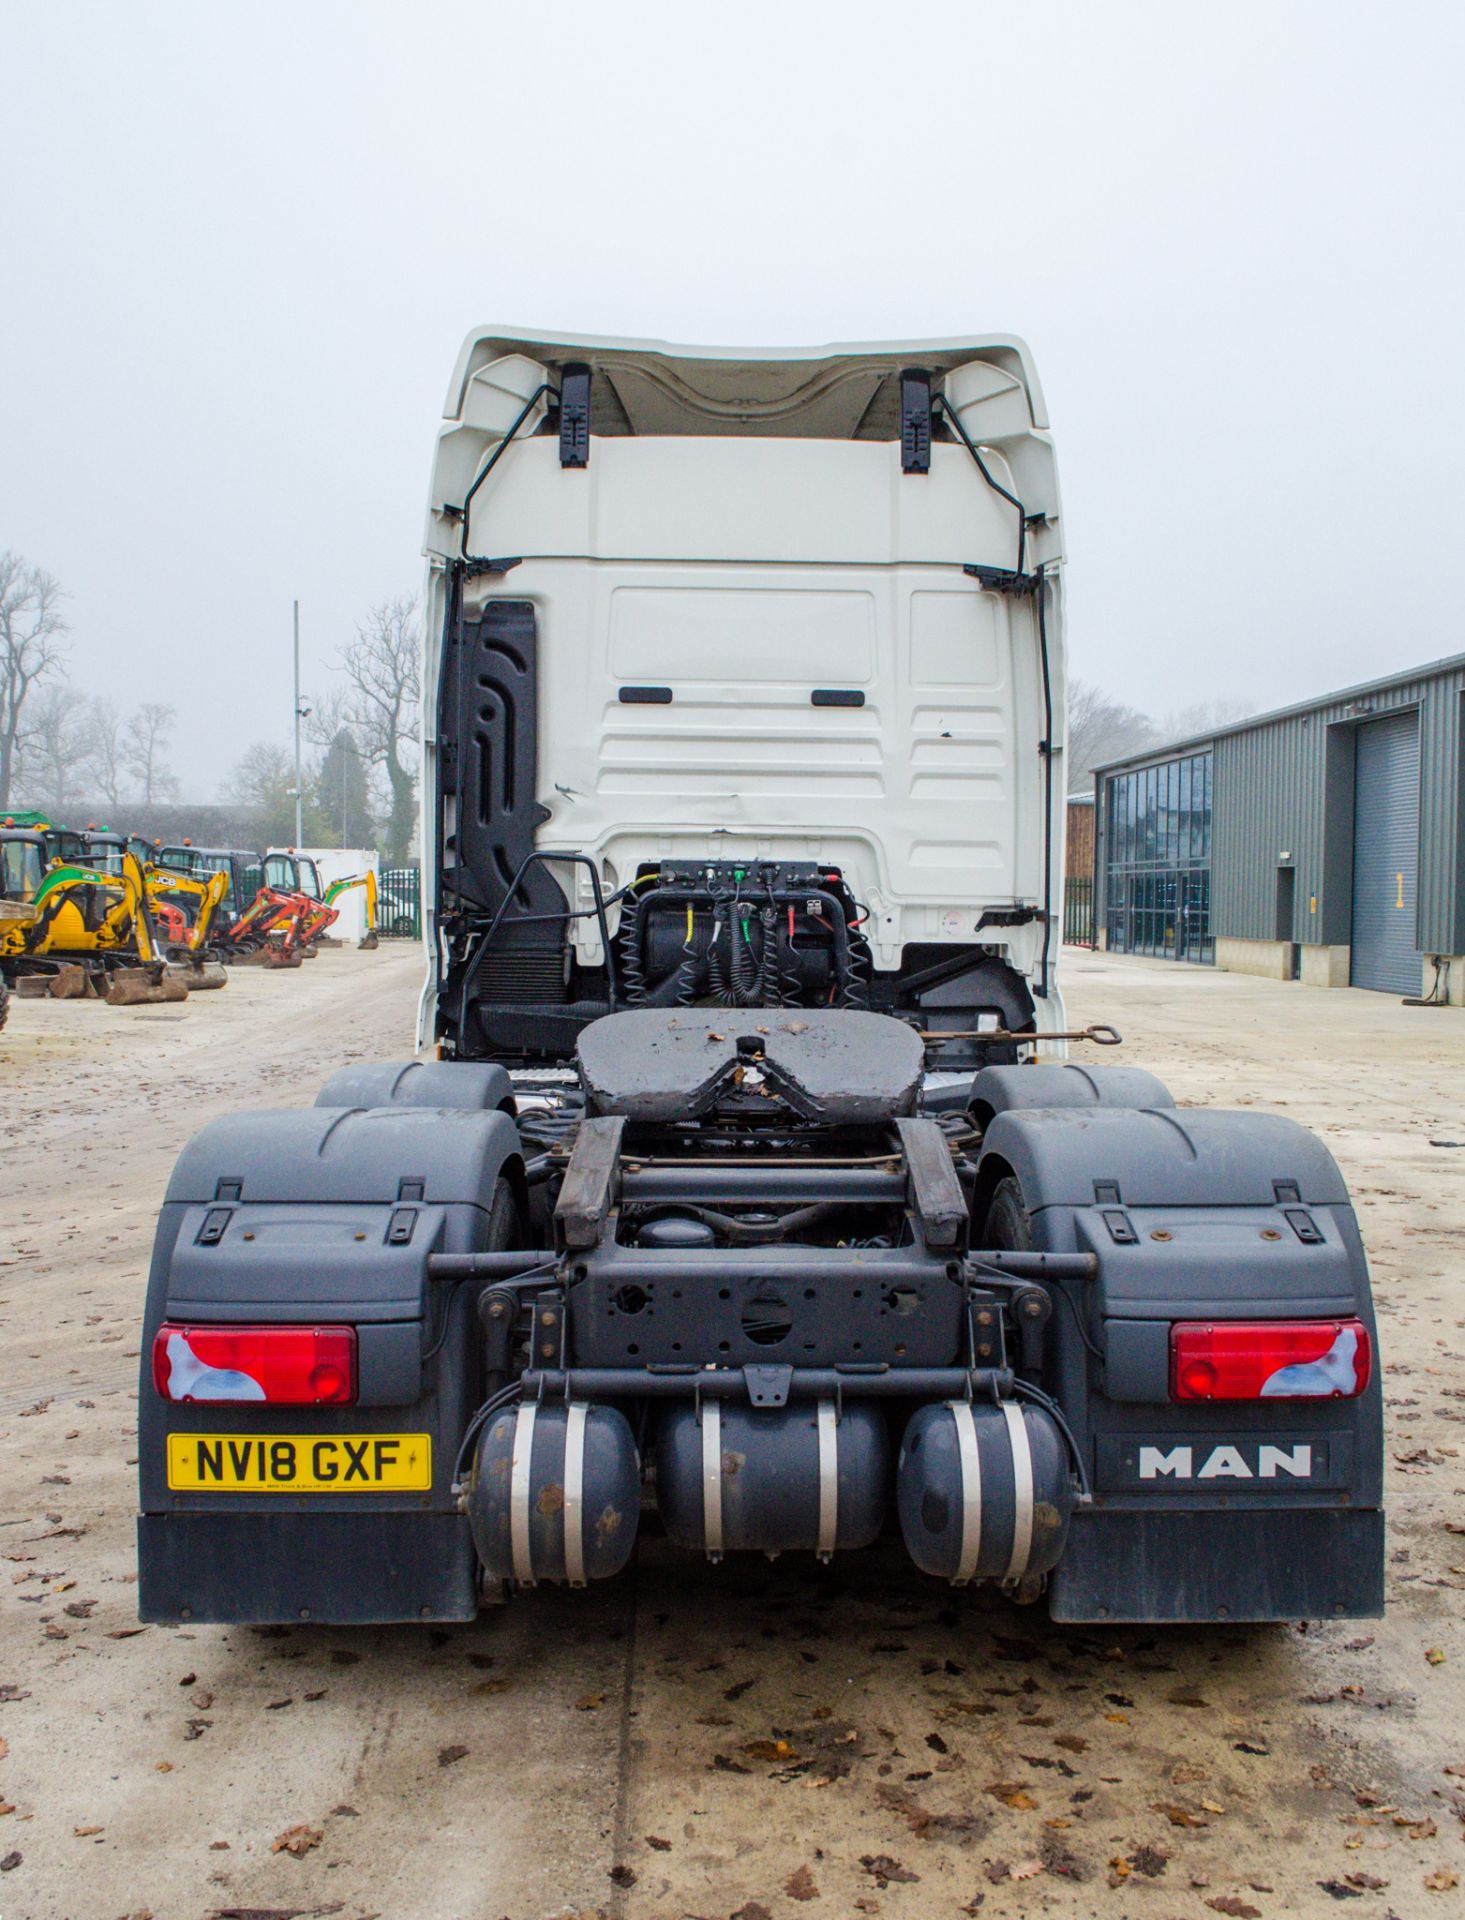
<box><xmin>1139</xmin><ymin>1443</ymin><xmax>1313</xmax><ymax>1481</ymax></box>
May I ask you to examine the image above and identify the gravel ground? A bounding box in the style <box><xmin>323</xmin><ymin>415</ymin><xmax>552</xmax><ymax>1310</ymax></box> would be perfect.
<box><xmin>0</xmin><ymin>943</ymin><xmax>1461</xmax><ymax>1920</ymax></box>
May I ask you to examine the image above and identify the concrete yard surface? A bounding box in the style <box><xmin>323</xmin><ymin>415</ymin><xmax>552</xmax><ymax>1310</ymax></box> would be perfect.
<box><xmin>0</xmin><ymin>943</ymin><xmax>1462</xmax><ymax>1919</ymax></box>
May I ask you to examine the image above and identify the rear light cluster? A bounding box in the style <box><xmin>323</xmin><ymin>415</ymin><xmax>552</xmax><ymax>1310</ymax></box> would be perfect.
<box><xmin>1171</xmin><ymin>1319</ymin><xmax>1370</xmax><ymax>1401</ymax></box>
<box><xmin>152</xmin><ymin>1324</ymin><xmax>357</xmax><ymax>1405</ymax></box>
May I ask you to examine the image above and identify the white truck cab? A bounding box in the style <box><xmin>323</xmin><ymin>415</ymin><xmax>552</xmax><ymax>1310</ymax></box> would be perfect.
<box><xmin>421</xmin><ymin>331</ymin><xmax>1066</xmax><ymax>1066</ymax></box>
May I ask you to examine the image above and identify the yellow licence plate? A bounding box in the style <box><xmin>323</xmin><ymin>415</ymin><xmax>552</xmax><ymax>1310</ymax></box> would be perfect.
<box><xmin>166</xmin><ymin>1433</ymin><xmax>432</xmax><ymax>1493</ymax></box>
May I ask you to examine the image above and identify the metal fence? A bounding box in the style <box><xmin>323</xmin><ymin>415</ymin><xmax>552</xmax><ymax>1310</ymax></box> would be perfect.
<box><xmin>1063</xmin><ymin>875</ymin><xmax>1096</xmax><ymax>948</ymax></box>
<box><xmin>378</xmin><ymin>866</ymin><xmax>422</xmax><ymax>940</ymax></box>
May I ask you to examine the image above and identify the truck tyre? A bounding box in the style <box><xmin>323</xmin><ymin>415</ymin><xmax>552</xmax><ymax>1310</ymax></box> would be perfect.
<box><xmin>983</xmin><ymin>1175</ymin><xmax>1033</xmax><ymax>1253</ymax></box>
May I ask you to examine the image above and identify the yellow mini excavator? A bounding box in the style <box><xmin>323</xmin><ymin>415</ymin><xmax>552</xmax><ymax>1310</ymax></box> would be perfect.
<box><xmin>0</xmin><ymin>835</ymin><xmax>187</xmax><ymax>1006</ymax></box>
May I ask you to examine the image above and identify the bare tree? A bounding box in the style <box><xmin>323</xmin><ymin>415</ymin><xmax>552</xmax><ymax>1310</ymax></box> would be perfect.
<box><xmin>81</xmin><ymin>696</ymin><xmax>127</xmax><ymax>808</ymax></box>
<box><xmin>0</xmin><ymin>551</ymin><xmax>69</xmax><ymax>807</ymax></box>
<box><xmin>122</xmin><ymin>701</ymin><xmax>180</xmax><ymax>804</ymax></box>
<box><xmin>1066</xmin><ymin>678</ymin><xmax>1156</xmax><ymax>789</ymax></box>
<box><xmin>230</xmin><ymin>740</ymin><xmax>313</xmax><ymax>848</ymax></box>
<box><xmin>1157</xmin><ymin>694</ymin><xmax>1257</xmax><ymax>741</ymax></box>
<box><xmin>16</xmin><ymin>683</ymin><xmax>89</xmax><ymax>816</ymax></box>
<box><xmin>339</xmin><ymin>596</ymin><xmax>421</xmax><ymax>864</ymax></box>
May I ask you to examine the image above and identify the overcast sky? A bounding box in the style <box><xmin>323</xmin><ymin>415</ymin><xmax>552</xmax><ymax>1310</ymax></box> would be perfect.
<box><xmin>2</xmin><ymin>0</ymin><xmax>1462</xmax><ymax>797</ymax></box>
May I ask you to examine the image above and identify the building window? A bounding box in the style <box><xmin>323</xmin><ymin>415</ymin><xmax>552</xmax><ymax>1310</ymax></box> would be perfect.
<box><xmin>1103</xmin><ymin>750</ymin><xmax>1214</xmax><ymax>963</ymax></box>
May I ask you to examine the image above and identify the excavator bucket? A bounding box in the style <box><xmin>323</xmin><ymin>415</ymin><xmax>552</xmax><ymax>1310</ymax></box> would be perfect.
<box><xmin>50</xmin><ymin>964</ymin><xmax>100</xmax><ymax>1000</ymax></box>
<box><xmin>167</xmin><ymin>960</ymin><xmax>228</xmax><ymax>992</ymax></box>
<box><xmin>107</xmin><ymin>965</ymin><xmax>187</xmax><ymax>1007</ymax></box>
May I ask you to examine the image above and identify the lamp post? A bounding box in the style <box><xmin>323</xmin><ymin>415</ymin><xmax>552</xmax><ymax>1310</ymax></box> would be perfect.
<box><xmin>292</xmin><ymin>600</ymin><xmax>303</xmax><ymax>849</ymax></box>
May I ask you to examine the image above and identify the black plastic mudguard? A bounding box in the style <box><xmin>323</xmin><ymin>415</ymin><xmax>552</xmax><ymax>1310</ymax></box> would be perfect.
<box><xmin>137</xmin><ymin>1105</ymin><xmax>524</xmax><ymax>1625</ymax></box>
<box><xmin>976</xmin><ymin>1106</ymin><xmax>1385</xmax><ymax>1622</ymax></box>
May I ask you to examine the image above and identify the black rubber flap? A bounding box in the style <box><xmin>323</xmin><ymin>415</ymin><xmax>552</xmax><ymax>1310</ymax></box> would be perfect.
<box><xmin>576</xmin><ymin>1007</ymin><xmax>923</xmax><ymax>1123</ymax></box>
<box><xmin>164</xmin><ymin>1107</ymin><xmax>520</xmax><ymax>1207</ymax></box>
<box><xmin>981</xmin><ymin>1107</ymin><xmax>1351</xmax><ymax>1209</ymax></box>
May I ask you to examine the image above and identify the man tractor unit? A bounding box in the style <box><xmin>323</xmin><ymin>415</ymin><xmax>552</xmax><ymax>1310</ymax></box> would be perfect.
<box><xmin>138</xmin><ymin>332</ymin><xmax>1383</xmax><ymax>1626</ymax></box>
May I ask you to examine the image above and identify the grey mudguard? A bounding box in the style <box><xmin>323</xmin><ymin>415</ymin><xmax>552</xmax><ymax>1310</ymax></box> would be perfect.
<box><xmin>968</xmin><ymin>1062</ymin><xmax>1174</xmax><ymax>1126</ymax></box>
<box><xmin>976</xmin><ymin>1105</ymin><xmax>1384</xmax><ymax>1622</ymax></box>
<box><xmin>314</xmin><ymin>1057</ymin><xmax>515</xmax><ymax>1112</ymax></box>
<box><xmin>138</xmin><ymin>1104</ymin><xmax>525</xmax><ymax>1625</ymax></box>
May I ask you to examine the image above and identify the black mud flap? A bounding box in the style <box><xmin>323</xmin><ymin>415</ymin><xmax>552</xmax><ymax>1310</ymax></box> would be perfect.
<box><xmin>1049</xmin><ymin>1506</ymin><xmax>1385</xmax><ymax>1623</ymax></box>
<box><xmin>138</xmin><ymin>1511</ymin><xmax>477</xmax><ymax>1624</ymax></box>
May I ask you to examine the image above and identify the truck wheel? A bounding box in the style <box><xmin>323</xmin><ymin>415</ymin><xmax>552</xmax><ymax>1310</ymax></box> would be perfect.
<box><xmin>484</xmin><ymin>1174</ymin><xmax>523</xmax><ymax>1256</ymax></box>
<box><xmin>983</xmin><ymin>1175</ymin><xmax>1034</xmax><ymax>1253</ymax></box>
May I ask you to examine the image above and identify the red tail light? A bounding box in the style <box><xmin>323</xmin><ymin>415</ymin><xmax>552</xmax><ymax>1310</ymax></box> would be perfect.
<box><xmin>152</xmin><ymin>1323</ymin><xmax>356</xmax><ymax>1405</ymax></box>
<box><xmin>1171</xmin><ymin>1319</ymin><xmax>1371</xmax><ymax>1401</ymax></box>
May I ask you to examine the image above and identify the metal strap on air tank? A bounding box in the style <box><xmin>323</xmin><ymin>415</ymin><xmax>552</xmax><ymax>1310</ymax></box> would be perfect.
<box><xmin>701</xmin><ymin>1397</ymin><xmax>724</xmax><ymax>1561</ymax></box>
<box><xmin>949</xmin><ymin>1399</ymin><xmax>982</xmax><ymax>1586</ymax></box>
<box><xmin>816</xmin><ymin>1398</ymin><xmax>838</xmax><ymax>1561</ymax></box>
<box><xmin>509</xmin><ymin>1401</ymin><xmax>538</xmax><ymax>1587</ymax></box>
<box><xmin>1002</xmin><ymin>1400</ymin><xmax>1034</xmax><ymax>1578</ymax></box>
<box><xmin>562</xmin><ymin>1401</ymin><xmax>588</xmax><ymax>1589</ymax></box>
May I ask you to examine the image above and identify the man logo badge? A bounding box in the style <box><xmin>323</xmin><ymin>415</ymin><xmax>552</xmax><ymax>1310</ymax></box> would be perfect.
<box><xmin>1138</xmin><ymin>1443</ymin><xmax>1313</xmax><ymax>1480</ymax></box>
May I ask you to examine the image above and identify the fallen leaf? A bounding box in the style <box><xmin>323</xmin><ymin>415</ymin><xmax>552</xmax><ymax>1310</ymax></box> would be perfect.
<box><xmin>1425</xmin><ymin>1647</ymin><xmax>1447</xmax><ymax>1666</ymax></box>
<box><xmin>1206</xmin><ymin>1899</ymin><xmax>1261</xmax><ymax>1918</ymax></box>
<box><xmin>0</xmin><ymin>1851</ymin><xmax>19</xmax><ymax>1872</ymax></box>
<box><xmin>1130</xmin><ymin>1845</ymin><xmax>1169</xmax><ymax>1878</ymax></box>
<box><xmin>437</xmin><ymin>1745</ymin><xmax>468</xmax><ymax>1767</ymax></box>
<box><xmin>107</xmin><ymin>1627</ymin><xmax>148</xmax><ymax>1639</ymax></box>
<box><xmin>1317</xmin><ymin>1882</ymin><xmax>1363</xmax><ymax>1901</ymax></box>
<box><xmin>154</xmin><ymin>1762</ymin><xmax>172</xmax><ymax>1773</ymax></box>
<box><xmin>1103</xmin><ymin>1711</ymin><xmax>1130</xmax><ymax>1724</ymax></box>
<box><xmin>608</xmin><ymin>1863</ymin><xmax>636</xmax><ymax>1887</ymax></box>
<box><xmin>784</xmin><ymin>1863</ymin><xmax>819</xmax><ymax>1900</ymax></box>
<box><xmin>645</xmin><ymin>1833</ymin><xmax>672</xmax><ymax>1850</ymax></box>
<box><xmin>724</xmin><ymin>1677</ymin><xmax>756</xmax><ymax>1701</ymax></box>
<box><xmin>192</xmin><ymin>1691</ymin><xmax>214</xmax><ymax>1710</ymax></box>
<box><xmin>1424</xmin><ymin>1868</ymin><xmax>1459</xmax><ymax>1892</ymax></box>
<box><xmin>731</xmin><ymin>1905</ymin><xmax>773</xmax><ymax>1920</ymax></box>
<box><xmin>574</xmin><ymin>1693</ymin><xmax>604</xmax><ymax>1711</ymax></box>
<box><xmin>270</xmin><ymin>1823</ymin><xmax>322</xmax><ymax>1856</ymax></box>
<box><xmin>1009</xmin><ymin>1858</ymin><xmax>1045</xmax><ymax>1881</ymax></box>
<box><xmin>1052</xmin><ymin>1734</ymin><xmax>1087</xmax><ymax>1754</ymax></box>
<box><xmin>860</xmin><ymin>1855</ymin><xmax>917</xmax><ymax>1886</ymax></box>
<box><xmin>73</xmin><ymin>1824</ymin><xmax>104</xmax><ymax>1837</ymax></box>
<box><xmin>1153</xmin><ymin>1802</ymin><xmax>1208</xmax><ymax>1828</ymax></box>
<box><xmin>983</xmin><ymin>1780</ymin><xmax>1036</xmax><ymax>1809</ymax></box>
<box><xmin>744</xmin><ymin>1738</ymin><xmax>799</xmax><ymax>1763</ymax></box>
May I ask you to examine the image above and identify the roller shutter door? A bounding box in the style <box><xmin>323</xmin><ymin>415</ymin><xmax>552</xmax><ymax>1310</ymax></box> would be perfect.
<box><xmin>1350</xmin><ymin>711</ymin><xmax>1420</xmax><ymax>994</ymax></box>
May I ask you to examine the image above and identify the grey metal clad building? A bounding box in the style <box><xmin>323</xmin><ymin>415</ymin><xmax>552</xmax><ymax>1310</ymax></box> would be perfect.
<box><xmin>1092</xmin><ymin>652</ymin><xmax>1465</xmax><ymax>1001</ymax></box>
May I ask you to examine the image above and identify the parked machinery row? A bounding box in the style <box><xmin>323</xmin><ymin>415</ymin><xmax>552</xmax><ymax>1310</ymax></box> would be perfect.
<box><xmin>0</xmin><ymin>819</ymin><xmax>380</xmax><ymax>1023</ymax></box>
